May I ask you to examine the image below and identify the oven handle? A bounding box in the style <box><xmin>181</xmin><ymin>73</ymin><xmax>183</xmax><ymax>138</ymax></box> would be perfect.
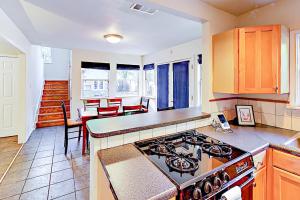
<box><xmin>239</xmin><ymin>175</ymin><xmax>254</xmax><ymax>189</ymax></box>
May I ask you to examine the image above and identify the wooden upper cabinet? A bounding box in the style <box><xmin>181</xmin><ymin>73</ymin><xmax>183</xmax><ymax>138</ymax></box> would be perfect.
<box><xmin>212</xmin><ymin>25</ymin><xmax>289</xmax><ymax>94</ymax></box>
<box><xmin>212</xmin><ymin>29</ymin><xmax>239</xmax><ymax>93</ymax></box>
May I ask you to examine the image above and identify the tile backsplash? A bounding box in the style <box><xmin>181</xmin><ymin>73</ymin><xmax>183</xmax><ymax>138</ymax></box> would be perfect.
<box><xmin>210</xmin><ymin>98</ymin><xmax>300</xmax><ymax>131</ymax></box>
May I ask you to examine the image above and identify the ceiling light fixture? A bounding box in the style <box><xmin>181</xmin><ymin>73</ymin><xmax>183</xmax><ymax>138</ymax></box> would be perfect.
<box><xmin>104</xmin><ymin>34</ymin><xmax>123</xmax><ymax>44</ymax></box>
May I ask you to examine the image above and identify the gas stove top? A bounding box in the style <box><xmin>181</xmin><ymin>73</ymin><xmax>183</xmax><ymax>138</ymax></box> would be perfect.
<box><xmin>135</xmin><ymin>130</ymin><xmax>254</xmax><ymax>200</ymax></box>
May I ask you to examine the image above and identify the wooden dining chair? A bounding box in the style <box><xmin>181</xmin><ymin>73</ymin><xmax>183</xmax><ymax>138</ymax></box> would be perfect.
<box><xmin>61</xmin><ymin>101</ymin><xmax>83</xmax><ymax>154</ymax></box>
<box><xmin>84</xmin><ymin>99</ymin><xmax>101</xmax><ymax>110</ymax></box>
<box><xmin>107</xmin><ymin>98</ymin><xmax>122</xmax><ymax>107</ymax></box>
<box><xmin>97</xmin><ymin>106</ymin><xmax>119</xmax><ymax>118</ymax></box>
<box><xmin>140</xmin><ymin>97</ymin><xmax>150</xmax><ymax>112</ymax></box>
<box><xmin>123</xmin><ymin>105</ymin><xmax>142</xmax><ymax>115</ymax></box>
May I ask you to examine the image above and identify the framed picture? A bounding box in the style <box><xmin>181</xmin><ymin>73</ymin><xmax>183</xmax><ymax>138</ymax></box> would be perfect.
<box><xmin>235</xmin><ymin>105</ymin><xmax>255</xmax><ymax>126</ymax></box>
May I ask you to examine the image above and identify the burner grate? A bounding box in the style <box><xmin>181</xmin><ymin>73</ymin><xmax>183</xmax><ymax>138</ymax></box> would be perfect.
<box><xmin>166</xmin><ymin>153</ymin><xmax>199</xmax><ymax>173</ymax></box>
<box><xmin>183</xmin><ymin>130</ymin><xmax>207</xmax><ymax>146</ymax></box>
<box><xmin>148</xmin><ymin>139</ymin><xmax>175</xmax><ymax>156</ymax></box>
<box><xmin>201</xmin><ymin>143</ymin><xmax>232</xmax><ymax>157</ymax></box>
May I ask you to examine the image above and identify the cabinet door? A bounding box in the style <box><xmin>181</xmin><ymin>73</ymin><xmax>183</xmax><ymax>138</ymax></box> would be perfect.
<box><xmin>212</xmin><ymin>29</ymin><xmax>239</xmax><ymax>93</ymax></box>
<box><xmin>239</xmin><ymin>25</ymin><xmax>279</xmax><ymax>94</ymax></box>
<box><xmin>273</xmin><ymin>167</ymin><xmax>300</xmax><ymax>200</ymax></box>
<box><xmin>253</xmin><ymin>167</ymin><xmax>267</xmax><ymax>200</ymax></box>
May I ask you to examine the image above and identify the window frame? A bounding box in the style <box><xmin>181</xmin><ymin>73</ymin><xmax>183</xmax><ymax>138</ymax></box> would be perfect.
<box><xmin>41</xmin><ymin>47</ymin><xmax>52</xmax><ymax>64</ymax></box>
<box><xmin>116</xmin><ymin>70</ymin><xmax>140</xmax><ymax>97</ymax></box>
<box><xmin>81</xmin><ymin>69</ymin><xmax>110</xmax><ymax>99</ymax></box>
<box><xmin>295</xmin><ymin>33</ymin><xmax>300</xmax><ymax>106</ymax></box>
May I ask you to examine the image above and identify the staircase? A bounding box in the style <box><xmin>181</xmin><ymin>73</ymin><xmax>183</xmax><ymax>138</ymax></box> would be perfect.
<box><xmin>36</xmin><ymin>80</ymin><xmax>70</xmax><ymax>128</ymax></box>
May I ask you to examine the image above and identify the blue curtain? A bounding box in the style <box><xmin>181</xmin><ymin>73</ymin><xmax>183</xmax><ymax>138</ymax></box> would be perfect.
<box><xmin>157</xmin><ymin>64</ymin><xmax>169</xmax><ymax>110</ymax></box>
<box><xmin>81</xmin><ymin>61</ymin><xmax>110</xmax><ymax>70</ymax></box>
<box><xmin>198</xmin><ymin>54</ymin><xmax>202</xmax><ymax>64</ymax></box>
<box><xmin>173</xmin><ymin>61</ymin><xmax>189</xmax><ymax>109</ymax></box>
<box><xmin>116</xmin><ymin>64</ymin><xmax>140</xmax><ymax>70</ymax></box>
<box><xmin>143</xmin><ymin>63</ymin><xmax>155</xmax><ymax>70</ymax></box>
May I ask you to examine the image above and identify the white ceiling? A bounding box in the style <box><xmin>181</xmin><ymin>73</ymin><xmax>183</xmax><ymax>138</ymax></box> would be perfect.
<box><xmin>0</xmin><ymin>0</ymin><xmax>202</xmax><ymax>55</ymax></box>
<box><xmin>201</xmin><ymin>0</ymin><xmax>276</xmax><ymax>16</ymax></box>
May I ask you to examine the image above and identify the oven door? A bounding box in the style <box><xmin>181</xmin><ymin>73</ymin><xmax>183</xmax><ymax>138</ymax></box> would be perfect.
<box><xmin>215</xmin><ymin>174</ymin><xmax>254</xmax><ymax>200</ymax></box>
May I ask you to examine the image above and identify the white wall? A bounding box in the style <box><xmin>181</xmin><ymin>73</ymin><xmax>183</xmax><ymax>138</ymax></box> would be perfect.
<box><xmin>44</xmin><ymin>48</ymin><xmax>70</xmax><ymax>80</ymax></box>
<box><xmin>238</xmin><ymin>0</ymin><xmax>300</xmax><ymax>30</ymax></box>
<box><xmin>147</xmin><ymin>0</ymin><xmax>237</xmax><ymax>113</ymax></box>
<box><xmin>143</xmin><ymin>38</ymin><xmax>202</xmax><ymax>109</ymax></box>
<box><xmin>71</xmin><ymin>48</ymin><xmax>142</xmax><ymax>117</ymax></box>
<box><xmin>25</xmin><ymin>46</ymin><xmax>44</xmax><ymax>141</ymax></box>
<box><xmin>0</xmin><ymin>8</ymin><xmax>44</xmax><ymax>143</ymax></box>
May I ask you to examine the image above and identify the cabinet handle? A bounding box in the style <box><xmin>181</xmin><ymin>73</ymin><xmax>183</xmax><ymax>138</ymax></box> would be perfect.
<box><xmin>274</xmin><ymin>86</ymin><xmax>278</xmax><ymax>92</ymax></box>
<box><xmin>255</xmin><ymin>161</ymin><xmax>263</xmax><ymax>169</ymax></box>
<box><xmin>253</xmin><ymin>182</ymin><xmax>256</xmax><ymax>187</ymax></box>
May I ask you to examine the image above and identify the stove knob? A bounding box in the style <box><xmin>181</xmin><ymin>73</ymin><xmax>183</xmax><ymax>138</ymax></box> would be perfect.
<box><xmin>221</xmin><ymin>172</ymin><xmax>230</xmax><ymax>183</ymax></box>
<box><xmin>192</xmin><ymin>187</ymin><xmax>202</xmax><ymax>199</ymax></box>
<box><xmin>213</xmin><ymin>176</ymin><xmax>222</xmax><ymax>188</ymax></box>
<box><xmin>203</xmin><ymin>181</ymin><xmax>213</xmax><ymax>194</ymax></box>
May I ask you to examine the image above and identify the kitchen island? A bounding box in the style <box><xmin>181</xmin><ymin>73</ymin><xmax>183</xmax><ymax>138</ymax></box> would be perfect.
<box><xmin>86</xmin><ymin>107</ymin><xmax>211</xmax><ymax>200</ymax></box>
<box><xmin>96</xmin><ymin>124</ymin><xmax>299</xmax><ymax>200</ymax></box>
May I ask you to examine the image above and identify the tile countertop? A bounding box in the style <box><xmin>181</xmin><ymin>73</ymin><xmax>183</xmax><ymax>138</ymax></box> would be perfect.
<box><xmin>87</xmin><ymin>107</ymin><xmax>210</xmax><ymax>138</ymax></box>
<box><xmin>197</xmin><ymin>124</ymin><xmax>300</xmax><ymax>156</ymax></box>
<box><xmin>97</xmin><ymin>144</ymin><xmax>177</xmax><ymax>200</ymax></box>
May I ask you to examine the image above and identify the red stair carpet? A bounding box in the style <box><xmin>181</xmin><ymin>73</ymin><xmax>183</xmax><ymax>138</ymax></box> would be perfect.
<box><xmin>36</xmin><ymin>80</ymin><xmax>70</xmax><ymax>128</ymax></box>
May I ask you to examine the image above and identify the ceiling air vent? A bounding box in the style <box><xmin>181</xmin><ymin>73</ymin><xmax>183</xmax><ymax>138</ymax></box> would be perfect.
<box><xmin>130</xmin><ymin>3</ymin><xmax>158</xmax><ymax>15</ymax></box>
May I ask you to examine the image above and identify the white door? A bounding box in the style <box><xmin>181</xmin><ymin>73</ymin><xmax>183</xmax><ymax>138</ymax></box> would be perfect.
<box><xmin>0</xmin><ymin>57</ymin><xmax>19</xmax><ymax>137</ymax></box>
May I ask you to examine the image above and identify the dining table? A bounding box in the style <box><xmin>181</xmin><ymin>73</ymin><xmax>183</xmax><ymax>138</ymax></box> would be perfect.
<box><xmin>80</xmin><ymin>108</ymin><xmax>98</xmax><ymax>155</ymax></box>
<box><xmin>79</xmin><ymin>107</ymin><xmax>146</xmax><ymax>154</ymax></box>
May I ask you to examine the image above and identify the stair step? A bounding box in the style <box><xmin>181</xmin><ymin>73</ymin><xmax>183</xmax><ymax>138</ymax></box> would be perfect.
<box><xmin>44</xmin><ymin>84</ymin><xmax>68</xmax><ymax>89</ymax></box>
<box><xmin>41</xmin><ymin>100</ymin><xmax>70</xmax><ymax>107</ymax></box>
<box><xmin>38</xmin><ymin>112</ymin><xmax>70</xmax><ymax>121</ymax></box>
<box><xmin>36</xmin><ymin>119</ymin><xmax>64</xmax><ymax>128</ymax></box>
<box><xmin>45</xmin><ymin>80</ymin><xmax>68</xmax><ymax>84</ymax></box>
<box><xmin>42</xmin><ymin>95</ymin><xmax>69</xmax><ymax>100</ymax></box>
<box><xmin>43</xmin><ymin>89</ymin><xmax>68</xmax><ymax>95</ymax></box>
<box><xmin>39</xmin><ymin>105</ymin><xmax>70</xmax><ymax>114</ymax></box>
<box><xmin>37</xmin><ymin>80</ymin><xmax>70</xmax><ymax>128</ymax></box>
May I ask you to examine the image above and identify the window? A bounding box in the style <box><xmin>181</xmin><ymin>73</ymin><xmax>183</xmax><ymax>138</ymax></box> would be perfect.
<box><xmin>41</xmin><ymin>47</ymin><xmax>52</xmax><ymax>64</ymax></box>
<box><xmin>81</xmin><ymin>68</ymin><xmax>109</xmax><ymax>98</ymax></box>
<box><xmin>117</xmin><ymin>70</ymin><xmax>139</xmax><ymax>95</ymax></box>
<box><xmin>145</xmin><ymin>70</ymin><xmax>155</xmax><ymax>97</ymax></box>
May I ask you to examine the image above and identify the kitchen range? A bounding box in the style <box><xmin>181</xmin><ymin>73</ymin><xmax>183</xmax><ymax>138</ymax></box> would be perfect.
<box><xmin>135</xmin><ymin>130</ymin><xmax>255</xmax><ymax>200</ymax></box>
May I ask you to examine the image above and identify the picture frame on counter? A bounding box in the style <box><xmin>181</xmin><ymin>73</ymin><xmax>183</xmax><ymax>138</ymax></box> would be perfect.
<box><xmin>235</xmin><ymin>105</ymin><xmax>255</xmax><ymax>126</ymax></box>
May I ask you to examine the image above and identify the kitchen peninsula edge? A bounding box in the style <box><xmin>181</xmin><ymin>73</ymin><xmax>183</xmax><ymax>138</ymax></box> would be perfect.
<box><xmin>87</xmin><ymin>107</ymin><xmax>211</xmax><ymax>200</ymax></box>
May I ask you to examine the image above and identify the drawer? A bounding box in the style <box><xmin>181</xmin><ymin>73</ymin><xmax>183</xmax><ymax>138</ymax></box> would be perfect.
<box><xmin>273</xmin><ymin>149</ymin><xmax>300</xmax><ymax>176</ymax></box>
<box><xmin>253</xmin><ymin>150</ymin><xmax>267</xmax><ymax>172</ymax></box>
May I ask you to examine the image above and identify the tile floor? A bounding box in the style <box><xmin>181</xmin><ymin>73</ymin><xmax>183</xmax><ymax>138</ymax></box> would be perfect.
<box><xmin>0</xmin><ymin>126</ymin><xmax>89</xmax><ymax>200</ymax></box>
<box><xmin>0</xmin><ymin>136</ymin><xmax>22</xmax><ymax>180</ymax></box>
